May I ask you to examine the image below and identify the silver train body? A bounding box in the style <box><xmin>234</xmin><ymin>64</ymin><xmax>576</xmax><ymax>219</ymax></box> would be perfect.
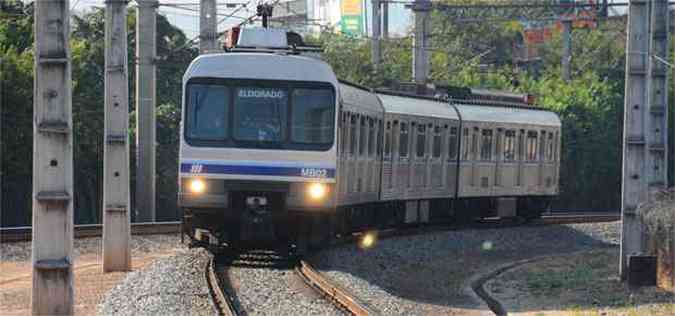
<box><xmin>178</xmin><ymin>48</ymin><xmax>561</xmax><ymax>250</ymax></box>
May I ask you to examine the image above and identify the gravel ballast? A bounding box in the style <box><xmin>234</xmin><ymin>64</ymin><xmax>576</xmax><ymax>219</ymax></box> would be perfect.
<box><xmin>98</xmin><ymin>248</ymin><xmax>214</xmax><ymax>316</ymax></box>
<box><xmin>227</xmin><ymin>257</ymin><xmax>345</xmax><ymax>316</ymax></box>
<box><xmin>311</xmin><ymin>222</ymin><xmax>620</xmax><ymax>315</ymax></box>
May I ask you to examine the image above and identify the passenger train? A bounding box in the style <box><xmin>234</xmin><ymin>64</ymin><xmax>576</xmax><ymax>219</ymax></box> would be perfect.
<box><xmin>178</xmin><ymin>28</ymin><xmax>561</xmax><ymax>252</ymax></box>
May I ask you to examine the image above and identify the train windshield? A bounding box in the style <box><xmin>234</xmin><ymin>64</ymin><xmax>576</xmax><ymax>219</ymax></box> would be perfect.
<box><xmin>185</xmin><ymin>80</ymin><xmax>336</xmax><ymax>151</ymax></box>
<box><xmin>233</xmin><ymin>87</ymin><xmax>288</xmax><ymax>142</ymax></box>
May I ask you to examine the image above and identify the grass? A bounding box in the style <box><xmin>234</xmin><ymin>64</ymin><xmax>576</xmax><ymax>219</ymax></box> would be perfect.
<box><xmin>490</xmin><ymin>248</ymin><xmax>675</xmax><ymax>315</ymax></box>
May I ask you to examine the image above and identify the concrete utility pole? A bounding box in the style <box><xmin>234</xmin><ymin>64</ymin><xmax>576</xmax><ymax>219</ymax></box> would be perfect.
<box><xmin>103</xmin><ymin>0</ymin><xmax>131</xmax><ymax>272</ymax></box>
<box><xmin>382</xmin><ymin>1</ymin><xmax>389</xmax><ymax>39</ymax></box>
<box><xmin>620</xmin><ymin>0</ymin><xmax>651</xmax><ymax>279</ymax></box>
<box><xmin>372</xmin><ymin>0</ymin><xmax>381</xmax><ymax>66</ymax></box>
<box><xmin>412</xmin><ymin>0</ymin><xmax>431</xmax><ymax>86</ymax></box>
<box><xmin>135</xmin><ymin>0</ymin><xmax>157</xmax><ymax>222</ymax></box>
<box><xmin>32</xmin><ymin>0</ymin><xmax>75</xmax><ymax>314</ymax></box>
<box><xmin>561</xmin><ymin>18</ymin><xmax>572</xmax><ymax>82</ymax></box>
<box><xmin>646</xmin><ymin>0</ymin><xmax>669</xmax><ymax>193</ymax></box>
<box><xmin>199</xmin><ymin>0</ymin><xmax>218</xmax><ymax>53</ymax></box>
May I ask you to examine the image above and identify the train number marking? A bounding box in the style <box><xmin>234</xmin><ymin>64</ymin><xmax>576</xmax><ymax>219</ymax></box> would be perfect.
<box><xmin>301</xmin><ymin>168</ymin><xmax>327</xmax><ymax>178</ymax></box>
<box><xmin>190</xmin><ymin>164</ymin><xmax>204</xmax><ymax>174</ymax></box>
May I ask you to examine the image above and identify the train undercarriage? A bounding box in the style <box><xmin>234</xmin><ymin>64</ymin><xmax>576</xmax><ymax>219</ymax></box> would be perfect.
<box><xmin>182</xmin><ymin>195</ymin><xmax>552</xmax><ymax>254</ymax></box>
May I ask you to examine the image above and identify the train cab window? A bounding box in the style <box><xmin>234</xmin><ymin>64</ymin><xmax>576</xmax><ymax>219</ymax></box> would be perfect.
<box><xmin>432</xmin><ymin>126</ymin><xmax>442</xmax><ymax>158</ymax></box>
<box><xmin>504</xmin><ymin>130</ymin><xmax>516</xmax><ymax>161</ymax></box>
<box><xmin>416</xmin><ymin>124</ymin><xmax>426</xmax><ymax>158</ymax></box>
<box><xmin>349</xmin><ymin>115</ymin><xmax>357</xmax><ymax>155</ymax></box>
<box><xmin>480</xmin><ymin>129</ymin><xmax>493</xmax><ymax>160</ymax></box>
<box><xmin>233</xmin><ymin>87</ymin><xmax>288</xmax><ymax>142</ymax></box>
<box><xmin>461</xmin><ymin>128</ymin><xmax>470</xmax><ymax>160</ymax></box>
<box><xmin>359</xmin><ymin>117</ymin><xmax>367</xmax><ymax>156</ymax></box>
<box><xmin>546</xmin><ymin>132</ymin><xmax>554</xmax><ymax>161</ymax></box>
<box><xmin>448</xmin><ymin>127</ymin><xmax>458</xmax><ymax>160</ymax></box>
<box><xmin>291</xmin><ymin>88</ymin><xmax>334</xmax><ymax>144</ymax></box>
<box><xmin>399</xmin><ymin>122</ymin><xmax>409</xmax><ymax>157</ymax></box>
<box><xmin>526</xmin><ymin>131</ymin><xmax>538</xmax><ymax>161</ymax></box>
<box><xmin>186</xmin><ymin>84</ymin><xmax>230</xmax><ymax>140</ymax></box>
<box><xmin>384</xmin><ymin>122</ymin><xmax>392</xmax><ymax>157</ymax></box>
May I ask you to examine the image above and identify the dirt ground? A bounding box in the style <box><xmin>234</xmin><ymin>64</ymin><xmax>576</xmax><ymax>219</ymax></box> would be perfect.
<box><xmin>0</xmin><ymin>235</ymin><xmax>184</xmax><ymax>315</ymax></box>
<box><xmin>486</xmin><ymin>248</ymin><xmax>675</xmax><ymax>316</ymax></box>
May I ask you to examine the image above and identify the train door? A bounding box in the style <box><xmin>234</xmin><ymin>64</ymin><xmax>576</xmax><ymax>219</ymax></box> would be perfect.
<box><xmin>381</xmin><ymin>119</ymin><xmax>393</xmax><ymax>199</ymax></box>
<box><xmin>446</xmin><ymin>125</ymin><xmax>459</xmax><ymax>198</ymax></box>
<box><xmin>338</xmin><ymin>111</ymin><xmax>348</xmax><ymax>201</ymax></box>
<box><xmin>397</xmin><ymin>119</ymin><xmax>410</xmax><ymax>199</ymax></box>
<box><xmin>430</xmin><ymin>122</ymin><xmax>444</xmax><ymax>194</ymax></box>
<box><xmin>494</xmin><ymin>128</ymin><xmax>503</xmax><ymax>193</ymax></box>
<box><xmin>411</xmin><ymin>121</ymin><xmax>428</xmax><ymax>196</ymax></box>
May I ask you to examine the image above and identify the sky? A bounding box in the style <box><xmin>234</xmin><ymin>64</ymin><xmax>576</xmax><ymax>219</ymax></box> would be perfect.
<box><xmin>22</xmin><ymin>0</ymin><xmax>630</xmax><ymax>43</ymax></box>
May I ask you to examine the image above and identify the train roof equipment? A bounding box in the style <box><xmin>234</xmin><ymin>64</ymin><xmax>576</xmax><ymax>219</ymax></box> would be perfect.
<box><xmin>376</xmin><ymin>90</ymin><xmax>459</xmax><ymax>120</ymax></box>
<box><xmin>339</xmin><ymin>81</ymin><xmax>384</xmax><ymax>115</ymax></box>
<box><xmin>222</xmin><ymin>26</ymin><xmax>323</xmax><ymax>55</ymax></box>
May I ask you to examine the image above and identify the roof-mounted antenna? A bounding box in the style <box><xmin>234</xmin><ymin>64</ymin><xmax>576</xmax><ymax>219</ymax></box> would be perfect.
<box><xmin>257</xmin><ymin>3</ymin><xmax>274</xmax><ymax>28</ymax></box>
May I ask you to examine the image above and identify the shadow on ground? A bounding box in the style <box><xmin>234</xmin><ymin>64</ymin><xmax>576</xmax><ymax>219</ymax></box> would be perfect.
<box><xmin>310</xmin><ymin>223</ymin><xmax>622</xmax><ymax>314</ymax></box>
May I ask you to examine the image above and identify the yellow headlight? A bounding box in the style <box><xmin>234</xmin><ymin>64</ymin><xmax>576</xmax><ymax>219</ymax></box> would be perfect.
<box><xmin>189</xmin><ymin>179</ymin><xmax>206</xmax><ymax>193</ymax></box>
<box><xmin>307</xmin><ymin>183</ymin><xmax>327</xmax><ymax>200</ymax></box>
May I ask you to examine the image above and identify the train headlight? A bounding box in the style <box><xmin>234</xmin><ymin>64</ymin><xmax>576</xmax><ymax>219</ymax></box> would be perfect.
<box><xmin>189</xmin><ymin>179</ymin><xmax>206</xmax><ymax>194</ymax></box>
<box><xmin>307</xmin><ymin>183</ymin><xmax>327</xmax><ymax>200</ymax></box>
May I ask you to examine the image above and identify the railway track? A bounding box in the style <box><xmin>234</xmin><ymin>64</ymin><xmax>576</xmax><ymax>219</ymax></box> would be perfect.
<box><xmin>0</xmin><ymin>221</ymin><xmax>181</xmax><ymax>243</ymax></box>
<box><xmin>204</xmin><ymin>212</ymin><xmax>620</xmax><ymax>316</ymax></box>
<box><xmin>206</xmin><ymin>255</ymin><xmax>240</xmax><ymax>316</ymax></box>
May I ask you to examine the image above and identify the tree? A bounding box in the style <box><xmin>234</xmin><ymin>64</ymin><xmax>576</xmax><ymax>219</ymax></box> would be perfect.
<box><xmin>1</xmin><ymin>4</ymin><xmax>197</xmax><ymax>226</ymax></box>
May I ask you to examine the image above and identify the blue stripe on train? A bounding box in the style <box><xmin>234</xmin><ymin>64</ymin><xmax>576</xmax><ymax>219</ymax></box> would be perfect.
<box><xmin>180</xmin><ymin>163</ymin><xmax>336</xmax><ymax>178</ymax></box>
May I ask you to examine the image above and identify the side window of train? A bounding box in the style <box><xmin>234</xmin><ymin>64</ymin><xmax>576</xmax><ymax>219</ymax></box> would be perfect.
<box><xmin>546</xmin><ymin>132</ymin><xmax>554</xmax><ymax>161</ymax></box>
<box><xmin>518</xmin><ymin>130</ymin><xmax>525</xmax><ymax>161</ymax></box>
<box><xmin>539</xmin><ymin>131</ymin><xmax>546</xmax><ymax>162</ymax></box>
<box><xmin>471</xmin><ymin>128</ymin><xmax>479</xmax><ymax>160</ymax></box>
<box><xmin>432</xmin><ymin>126</ymin><xmax>442</xmax><ymax>158</ymax></box>
<box><xmin>503</xmin><ymin>130</ymin><xmax>516</xmax><ymax>161</ymax></box>
<box><xmin>480</xmin><ymin>129</ymin><xmax>493</xmax><ymax>161</ymax></box>
<box><xmin>376</xmin><ymin>120</ymin><xmax>383</xmax><ymax>157</ymax></box>
<box><xmin>461</xmin><ymin>128</ymin><xmax>470</xmax><ymax>160</ymax></box>
<box><xmin>448</xmin><ymin>127</ymin><xmax>458</xmax><ymax>161</ymax></box>
<box><xmin>340</xmin><ymin>112</ymin><xmax>348</xmax><ymax>155</ymax></box>
<box><xmin>526</xmin><ymin>131</ymin><xmax>538</xmax><ymax>161</ymax></box>
<box><xmin>399</xmin><ymin>122</ymin><xmax>409</xmax><ymax>158</ymax></box>
<box><xmin>416</xmin><ymin>124</ymin><xmax>426</xmax><ymax>158</ymax></box>
<box><xmin>349</xmin><ymin>114</ymin><xmax>357</xmax><ymax>155</ymax></box>
<box><xmin>384</xmin><ymin>121</ymin><xmax>392</xmax><ymax>158</ymax></box>
<box><xmin>359</xmin><ymin>116</ymin><xmax>367</xmax><ymax>156</ymax></box>
<box><xmin>368</xmin><ymin>118</ymin><xmax>376</xmax><ymax>157</ymax></box>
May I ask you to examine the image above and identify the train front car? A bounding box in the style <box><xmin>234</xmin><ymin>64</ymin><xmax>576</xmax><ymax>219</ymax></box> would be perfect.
<box><xmin>178</xmin><ymin>47</ymin><xmax>339</xmax><ymax>251</ymax></box>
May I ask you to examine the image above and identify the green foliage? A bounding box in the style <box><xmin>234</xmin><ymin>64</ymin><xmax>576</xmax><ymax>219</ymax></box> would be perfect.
<box><xmin>317</xmin><ymin>20</ymin><xmax>629</xmax><ymax>210</ymax></box>
<box><xmin>1</xmin><ymin>4</ymin><xmax>196</xmax><ymax>225</ymax></box>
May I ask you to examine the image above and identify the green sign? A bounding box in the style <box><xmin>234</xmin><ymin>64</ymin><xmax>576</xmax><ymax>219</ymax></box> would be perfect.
<box><xmin>340</xmin><ymin>15</ymin><xmax>363</xmax><ymax>35</ymax></box>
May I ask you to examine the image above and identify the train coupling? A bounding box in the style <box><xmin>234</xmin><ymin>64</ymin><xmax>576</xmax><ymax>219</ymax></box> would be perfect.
<box><xmin>240</xmin><ymin>196</ymin><xmax>276</xmax><ymax>242</ymax></box>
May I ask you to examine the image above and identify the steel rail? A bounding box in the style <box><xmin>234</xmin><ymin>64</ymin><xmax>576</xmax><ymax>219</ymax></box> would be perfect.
<box><xmin>206</xmin><ymin>256</ymin><xmax>238</xmax><ymax>316</ymax></box>
<box><xmin>0</xmin><ymin>221</ymin><xmax>181</xmax><ymax>243</ymax></box>
<box><xmin>296</xmin><ymin>260</ymin><xmax>376</xmax><ymax>316</ymax></box>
